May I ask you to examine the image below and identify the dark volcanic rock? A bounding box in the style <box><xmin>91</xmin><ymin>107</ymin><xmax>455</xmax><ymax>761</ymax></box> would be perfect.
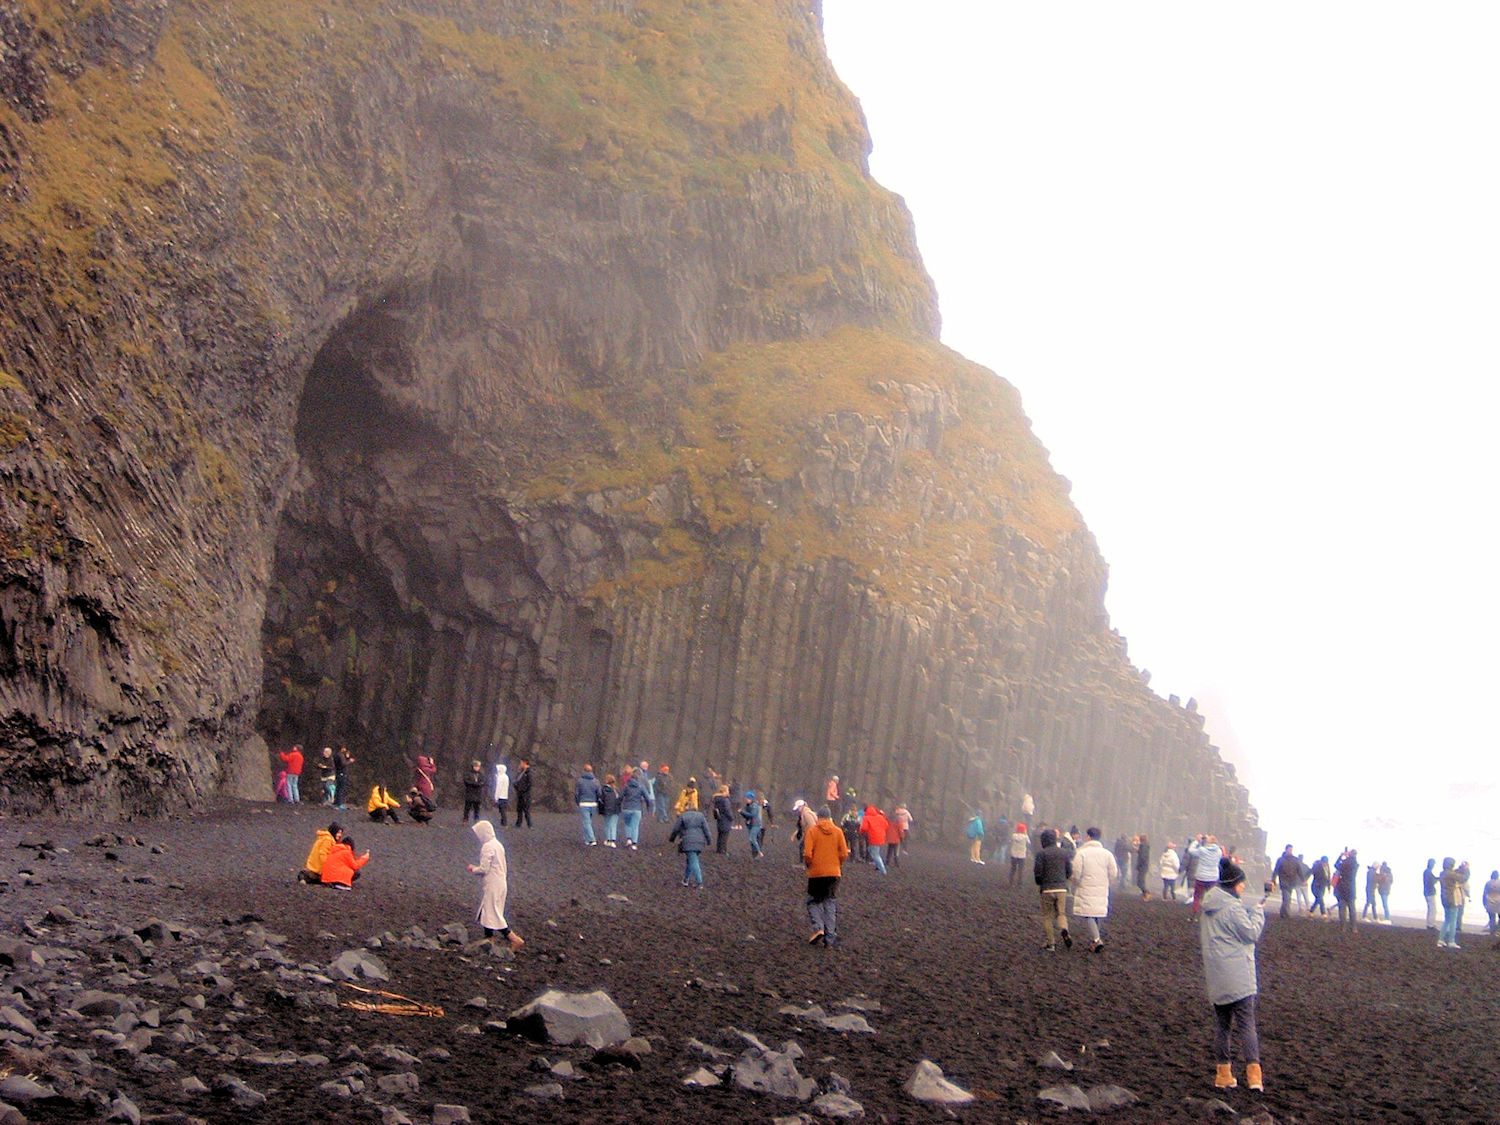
<box><xmin>0</xmin><ymin>1</ymin><xmax>1261</xmax><ymax>860</ymax></box>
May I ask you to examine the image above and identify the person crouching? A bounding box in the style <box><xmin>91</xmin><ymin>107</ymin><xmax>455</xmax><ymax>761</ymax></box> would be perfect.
<box><xmin>367</xmin><ymin>785</ymin><xmax>401</xmax><ymax>824</ymax></box>
<box><xmin>298</xmin><ymin>822</ymin><xmax>343</xmax><ymax>883</ymax></box>
<box><xmin>320</xmin><ymin>834</ymin><xmax>369</xmax><ymax>891</ymax></box>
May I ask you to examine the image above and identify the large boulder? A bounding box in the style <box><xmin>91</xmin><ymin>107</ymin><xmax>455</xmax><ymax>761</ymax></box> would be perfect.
<box><xmin>507</xmin><ymin>990</ymin><xmax>630</xmax><ymax>1049</ymax></box>
<box><xmin>902</xmin><ymin>1060</ymin><xmax>974</xmax><ymax>1105</ymax></box>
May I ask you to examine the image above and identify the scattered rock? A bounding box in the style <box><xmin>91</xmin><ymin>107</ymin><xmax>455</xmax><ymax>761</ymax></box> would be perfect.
<box><xmin>593</xmin><ymin>1036</ymin><xmax>652</xmax><ymax>1068</ymax></box>
<box><xmin>374</xmin><ymin>1072</ymin><xmax>420</xmax><ymax>1096</ymax></box>
<box><xmin>1087</xmin><ymin>1084</ymin><xmax>1139</xmax><ymax>1111</ymax></box>
<box><xmin>431</xmin><ymin>1105</ymin><xmax>471</xmax><ymax>1125</ymax></box>
<box><xmin>368</xmin><ymin>1045</ymin><xmax>421</xmax><ymax>1070</ymax></box>
<box><xmin>0</xmin><ymin>1075</ymin><xmax>55</xmax><ymax>1105</ymax></box>
<box><xmin>818</xmin><ymin>1013</ymin><xmax>875</xmax><ymax>1034</ymax></box>
<box><xmin>212</xmin><ymin>1074</ymin><xmax>266</xmax><ymax>1108</ymax></box>
<box><xmin>106</xmin><ymin>1094</ymin><xmax>142</xmax><ymax>1124</ymax></box>
<box><xmin>507</xmin><ymin>989</ymin><xmax>631</xmax><ymax>1048</ymax></box>
<box><xmin>523</xmin><ymin>1083</ymin><xmax>565</xmax><ymax>1100</ymax></box>
<box><xmin>903</xmin><ymin>1060</ymin><xmax>974</xmax><ymax>1105</ymax></box>
<box><xmin>811</xmin><ymin>1092</ymin><xmax>865</xmax><ymax>1118</ymax></box>
<box><xmin>328</xmin><ymin>950</ymin><xmax>390</xmax><ymax>982</ymax></box>
<box><xmin>1038</xmin><ymin>1049</ymin><xmax>1074</xmax><ymax>1071</ymax></box>
<box><xmin>731</xmin><ymin>1046</ymin><xmax>818</xmax><ymax>1101</ymax></box>
<box><xmin>683</xmin><ymin>1068</ymin><xmax>722</xmax><ymax>1088</ymax></box>
<box><xmin>1038</xmin><ymin>1084</ymin><xmax>1091</xmax><ymax>1111</ymax></box>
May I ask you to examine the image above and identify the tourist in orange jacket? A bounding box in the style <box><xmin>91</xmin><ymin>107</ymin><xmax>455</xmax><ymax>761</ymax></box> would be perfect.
<box><xmin>803</xmin><ymin>806</ymin><xmax>851</xmax><ymax>947</ymax></box>
<box><xmin>298</xmin><ymin>821</ymin><xmax>343</xmax><ymax>884</ymax></box>
<box><xmin>320</xmin><ymin>835</ymin><xmax>369</xmax><ymax>890</ymax></box>
<box><xmin>859</xmin><ymin>805</ymin><xmax>891</xmax><ymax>874</ymax></box>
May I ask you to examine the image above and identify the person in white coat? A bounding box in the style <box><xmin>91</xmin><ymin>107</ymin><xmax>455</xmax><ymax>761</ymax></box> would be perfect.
<box><xmin>492</xmin><ymin>762</ymin><xmax>511</xmax><ymax>826</ymax></box>
<box><xmin>1159</xmin><ymin>841</ymin><xmax>1182</xmax><ymax>901</ymax></box>
<box><xmin>468</xmin><ymin>820</ymin><xmax>523</xmax><ymax>949</ymax></box>
<box><xmin>1071</xmin><ymin>826</ymin><xmax>1119</xmax><ymax>952</ymax></box>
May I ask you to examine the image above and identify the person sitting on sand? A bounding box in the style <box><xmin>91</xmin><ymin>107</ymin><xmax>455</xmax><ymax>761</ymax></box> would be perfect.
<box><xmin>1200</xmin><ymin>857</ymin><xmax>1268</xmax><ymax>1091</ymax></box>
<box><xmin>468</xmin><ymin>820</ymin><xmax>524</xmax><ymax>949</ymax></box>
<box><xmin>320</xmin><ymin>833</ymin><xmax>369</xmax><ymax>891</ymax></box>
<box><xmin>298</xmin><ymin>821</ymin><xmax>343</xmax><ymax>883</ymax></box>
<box><xmin>367</xmin><ymin>785</ymin><xmax>401</xmax><ymax>824</ymax></box>
<box><xmin>406</xmin><ymin>786</ymin><xmax>435</xmax><ymax>824</ymax></box>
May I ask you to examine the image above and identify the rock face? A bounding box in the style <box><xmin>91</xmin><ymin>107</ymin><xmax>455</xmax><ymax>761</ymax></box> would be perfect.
<box><xmin>0</xmin><ymin>1</ymin><xmax>1261</xmax><ymax>854</ymax></box>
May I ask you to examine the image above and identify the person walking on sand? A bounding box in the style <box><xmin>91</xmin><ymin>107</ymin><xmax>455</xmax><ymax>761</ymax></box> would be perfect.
<box><xmin>1482</xmin><ymin>870</ymin><xmax>1500</xmax><ymax>937</ymax></box>
<box><xmin>1071</xmin><ymin>826</ymin><xmax>1119</xmax><ymax>952</ymax></box>
<box><xmin>804</xmin><ymin>806</ymin><xmax>851</xmax><ymax>947</ymax></box>
<box><xmin>711</xmin><ymin>784</ymin><xmax>734</xmax><ymax>854</ymax></box>
<box><xmin>1201</xmin><ymin>857</ymin><xmax>1268</xmax><ymax>1091</ymax></box>
<box><xmin>598</xmin><ymin>773</ymin><xmax>622</xmax><ymax>847</ymax></box>
<box><xmin>1008</xmin><ymin>822</ymin><xmax>1031</xmax><ymax>886</ymax></box>
<box><xmin>620</xmin><ymin>766</ymin><xmax>650</xmax><ymax>850</ymax></box>
<box><xmin>1034</xmin><ymin>827</ymin><xmax>1073</xmax><ymax>952</ymax></box>
<box><xmin>674</xmin><ymin>775</ymin><xmax>700</xmax><ymax>815</ymax></box>
<box><xmin>1160</xmin><ymin>840</ymin><xmax>1182</xmax><ymax>901</ymax></box>
<box><xmin>654</xmin><ymin>763</ymin><xmax>676</xmax><ymax>823</ymax></box>
<box><xmin>574</xmin><ymin>764</ymin><xmax>602</xmax><ymax>846</ymax></box>
<box><xmin>467</xmin><ymin>820</ymin><xmax>523</xmax><ymax>949</ymax></box>
<box><xmin>492</xmin><ymin>761</ymin><xmax>511</xmax><ymax>826</ymax></box>
<box><xmin>1376</xmin><ymin>862</ymin><xmax>1393</xmax><ymax>922</ymax></box>
<box><xmin>669</xmin><ymin>802</ymin><xmax>711</xmax><ymax>888</ymax></box>
<box><xmin>512</xmin><ymin>759</ymin><xmax>533</xmax><ymax>828</ymax></box>
<box><xmin>859</xmin><ymin>804</ymin><xmax>890</xmax><ymax>874</ymax></box>
<box><xmin>1437</xmin><ymin>857</ymin><xmax>1465</xmax><ymax>948</ymax></box>
<box><xmin>1272</xmin><ymin>844</ymin><xmax>1301</xmax><ymax>919</ymax></box>
<box><xmin>741</xmin><ymin>790</ymin><xmax>765</xmax><ymax>858</ymax></box>
<box><xmin>1136</xmin><ymin>833</ymin><xmax>1152</xmax><ymax>899</ymax></box>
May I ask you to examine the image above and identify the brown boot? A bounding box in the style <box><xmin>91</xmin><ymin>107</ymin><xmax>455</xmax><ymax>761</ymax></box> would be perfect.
<box><xmin>1246</xmin><ymin>1062</ymin><xmax>1263</xmax><ymax>1091</ymax></box>
<box><xmin>1214</xmin><ymin>1063</ymin><xmax>1237</xmax><ymax>1088</ymax></box>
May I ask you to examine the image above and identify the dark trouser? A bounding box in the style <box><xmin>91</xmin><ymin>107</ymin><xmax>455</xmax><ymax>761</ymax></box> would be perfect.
<box><xmin>716</xmin><ymin>825</ymin><xmax>730</xmax><ymax>853</ymax></box>
<box><xmin>1280</xmin><ymin>885</ymin><xmax>1293</xmax><ymax>918</ymax></box>
<box><xmin>1336</xmin><ymin>894</ymin><xmax>1356</xmax><ymax>928</ymax></box>
<box><xmin>885</xmin><ymin>842</ymin><xmax>899</xmax><ymax>869</ymax></box>
<box><xmin>1311</xmin><ymin>886</ymin><xmax>1327</xmax><ymax>914</ymax></box>
<box><xmin>1213</xmin><ymin>995</ymin><xmax>1259</xmax><ymax>1063</ymax></box>
<box><xmin>1009</xmin><ymin>857</ymin><xmax>1025</xmax><ymax>885</ymax></box>
<box><xmin>1162</xmin><ymin>878</ymin><xmax>1176</xmax><ymax>900</ymax></box>
<box><xmin>496</xmin><ymin>798</ymin><xmax>508</xmax><ymax>826</ymax></box>
<box><xmin>806</xmin><ymin>876</ymin><xmax>840</xmax><ymax>941</ymax></box>
<box><xmin>514</xmin><ymin>797</ymin><xmax>531</xmax><ymax>827</ymax></box>
<box><xmin>462</xmin><ymin>798</ymin><xmax>481</xmax><ymax>823</ymax></box>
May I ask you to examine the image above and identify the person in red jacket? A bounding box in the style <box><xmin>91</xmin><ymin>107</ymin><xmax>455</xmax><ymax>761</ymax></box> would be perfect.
<box><xmin>859</xmin><ymin>805</ymin><xmax>891</xmax><ymax>874</ymax></box>
<box><xmin>320</xmin><ymin>835</ymin><xmax>369</xmax><ymax>890</ymax></box>
<box><xmin>278</xmin><ymin>745</ymin><xmax>304</xmax><ymax>803</ymax></box>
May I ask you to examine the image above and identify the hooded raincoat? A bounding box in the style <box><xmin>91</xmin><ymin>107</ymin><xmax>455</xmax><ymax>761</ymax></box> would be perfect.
<box><xmin>1199</xmin><ymin>885</ymin><xmax>1265</xmax><ymax>1005</ymax></box>
<box><xmin>470</xmin><ymin>820</ymin><xmax>511</xmax><ymax>931</ymax></box>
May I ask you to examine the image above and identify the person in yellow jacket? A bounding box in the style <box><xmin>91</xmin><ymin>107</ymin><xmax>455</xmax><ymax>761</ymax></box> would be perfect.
<box><xmin>298</xmin><ymin>822</ymin><xmax>344</xmax><ymax>883</ymax></box>
<box><xmin>367</xmin><ymin>785</ymin><xmax>401</xmax><ymax>824</ymax></box>
<box><xmin>673</xmin><ymin>776</ymin><xmax>700</xmax><ymax>814</ymax></box>
<box><xmin>803</xmin><ymin>805</ymin><xmax>851</xmax><ymax>947</ymax></box>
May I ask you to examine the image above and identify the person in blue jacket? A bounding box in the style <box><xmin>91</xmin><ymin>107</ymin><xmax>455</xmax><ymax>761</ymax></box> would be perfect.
<box><xmin>620</xmin><ymin>769</ymin><xmax>651</xmax><ymax>851</ymax></box>
<box><xmin>574</xmin><ymin>765</ymin><xmax>602</xmax><ymax>846</ymax></box>
<box><xmin>740</xmin><ymin>790</ymin><xmax>764</xmax><ymax>858</ymax></box>
<box><xmin>669</xmin><ymin>805</ymin><xmax>711</xmax><ymax>887</ymax></box>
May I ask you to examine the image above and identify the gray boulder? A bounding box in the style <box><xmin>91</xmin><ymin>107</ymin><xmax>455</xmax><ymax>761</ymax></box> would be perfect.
<box><xmin>811</xmin><ymin>1092</ymin><xmax>865</xmax><ymax>1118</ymax></box>
<box><xmin>732</xmin><ymin>1047</ymin><xmax>818</xmax><ymax>1101</ymax></box>
<box><xmin>902</xmin><ymin>1060</ymin><xmax>974</xmax><ymax>1105</ymax></box>
<box><xmin>683</xmin><ymin>1067</ymin><xmax>722</xmax><ymax>1088</ymax></box>
<box><xmin>1087</xmin><ymin>1084</ymin><xmax>1139</xmax><ymax>1111</ymax></box>
<box><xmin>328</xmin><ymin>950</ymin><xmax>390</xmax><ymax>982</ymax></box>
<box><xmin>507</xmin><ymin>989</ymin><xmax>631</xmax><ymax>1049</ymax></box>
<box><xmin>1038</xmin><ymin>1084</ymin><xmax>1092</xmax><ymax>1111</ymax></box>
<box><xmin>432</xmin><ymin>1105</ymin><xmax>471</xmax><ymax>1125</ymax></box>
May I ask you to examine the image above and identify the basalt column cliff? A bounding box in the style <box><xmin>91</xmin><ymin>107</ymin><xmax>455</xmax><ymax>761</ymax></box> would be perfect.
<box><xmin>0</xmin><ymin>1</ymin><xmax>1261</xmax><ymax>852</ymax></box>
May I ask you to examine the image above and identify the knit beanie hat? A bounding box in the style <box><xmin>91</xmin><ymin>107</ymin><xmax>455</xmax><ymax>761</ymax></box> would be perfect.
<box><xmin>1219</xmin><ymin>857</ymin><xmax>1246</xmax><ymax>887</ymax></box>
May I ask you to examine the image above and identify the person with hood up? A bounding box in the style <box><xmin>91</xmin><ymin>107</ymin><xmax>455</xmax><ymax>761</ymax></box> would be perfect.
<box><xmin>741</xmin><ymin>790</ymin><xmax>765</xmax><ymax>858</ymax></box>
<box><xmin>803</xmin><ymin>806</ymin><xmax>851</xmax><ymax>947</ymax></box>
<box><xmin>412</xmin><ymin>753</ymin><xmax>437</xmax><ymax>802</ymax></box>
<box><xmin>711</xmin><ymin>784</ymin><xmax>735</xmax><ymax>854</ymax></box>
<box><xmin>1034</xmin><ymin>827</ymin><xmax>1073</xmax><ymax>951</ymax></box>
<box><xmin>859</xmin><ymin>804</ymin><xmax>890</xmax><ymax>874</ymax></box>
<box><xmin>674</xmin><ymin>775</ymin><xmax>700</xmax><ymax>815</ymax></box>
<box><xmin>1071</xmin><ymin>826</ymin><xmax>1119</xmax><ymax>951</ymax></box>
<box><xmin>298</xmin><ymin>822</ymin><xmax>343</xmax><ymax>883</ymax></box>
<box><xmin>492</xmin><ymin>761</ymin><xmax>511</xmax><ymax>826</ymax></box>
<box><xmin>668</xmin><ymin>801</ymin><xmax>711</xmax><ymax>887</ymax></box>
<box><xmin>965</xmin><ymin>811</ymin><xmax>985</xmax><ymax>864</ymax></box>
<box><xmin>574</xmin><ymin>764</ymin><xmax>602</xmax><ymax>845</ymax></box>
<box><xmin>320</xmin><ymin>833</ymin><xmax>369</xmax><ymax>890</ymax></box>
<box><xmin>1159</xmin><ymin>841</ymin><xmax>1182</xmax><ymax>900</ymax></box>
<box><xmin>1200</xmin><ymin>857</ymin><xmax>1268</xmax><ymax>1091</ymax></box>
<box><xmin>467</xmin><ymin>820</ymin><xmax>523</xmax><ymax>949</ymax></box>
<box><xmin>367</xmin><ymin>785</ymin><xmax>401</xmax><ymax>824</ymax></box>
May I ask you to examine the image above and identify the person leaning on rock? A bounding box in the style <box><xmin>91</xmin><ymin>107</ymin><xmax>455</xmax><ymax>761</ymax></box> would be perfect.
<box><xmin>1200</xmin><ymin>857</ymin><xmax>1268</xmax><ymax>1092</ymax></box>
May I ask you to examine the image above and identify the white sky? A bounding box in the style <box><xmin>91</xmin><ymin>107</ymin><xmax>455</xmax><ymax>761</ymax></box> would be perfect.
<box><xmin>822</xmin><ymin>2</ymin><xmax>1500</xmax><ymax>883</ymax></box>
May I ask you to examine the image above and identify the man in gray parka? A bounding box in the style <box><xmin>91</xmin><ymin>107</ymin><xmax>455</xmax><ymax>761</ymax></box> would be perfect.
<box><xmin>1200</xmin><ymin>857</ymin><xmax>1268</xmax><ymax>1093</ymax></box>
